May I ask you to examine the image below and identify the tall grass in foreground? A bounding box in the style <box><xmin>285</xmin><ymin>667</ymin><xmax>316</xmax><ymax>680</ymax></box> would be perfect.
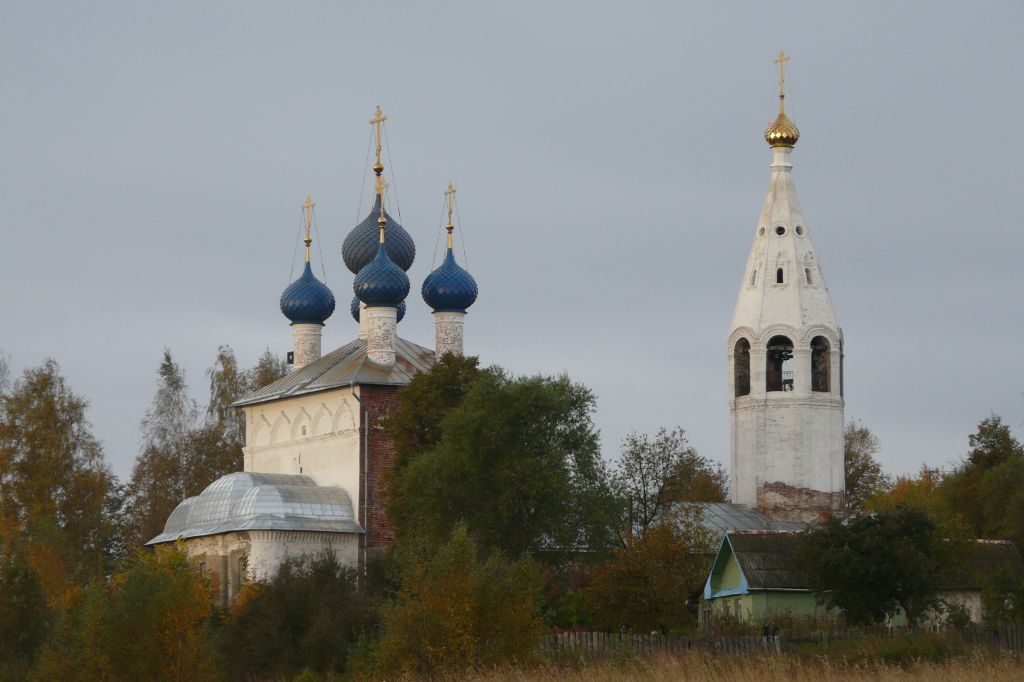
<box><xmin>455</xmin><ymin>653</ymin><xmax>1023</xmax><ymax>682</ymax></box>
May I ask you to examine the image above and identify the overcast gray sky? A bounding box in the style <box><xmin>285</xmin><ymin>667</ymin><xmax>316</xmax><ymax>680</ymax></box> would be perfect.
<box><xmin>2</xmin><ymin>1</ymin><xmax>1022</xmax><ymax>482</ymax></box>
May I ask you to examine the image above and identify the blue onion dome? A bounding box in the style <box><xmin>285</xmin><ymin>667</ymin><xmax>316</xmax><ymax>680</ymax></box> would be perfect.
<box><xmin>353</xmin><ymin>240</ymin><xmax>410</xmax><ymax>308</ymax></box>
<box><xmin>351</xmin><ymin>296</ymin><xmax>405</xmax><ymax>323</ymax></box>
<box><xmin>342</xmin><ymin>194</ymin><xmax>416</xmax><ymax>274</ymax></box>
<box><xmin>280</xmin><ymin>262</ymin><xmax>336</xmax><ymax>324</ymax></box>
<box><xmin>422</xmin><ymin>247</ymin><xmax>478</xmax><ymax>313</ymax></box>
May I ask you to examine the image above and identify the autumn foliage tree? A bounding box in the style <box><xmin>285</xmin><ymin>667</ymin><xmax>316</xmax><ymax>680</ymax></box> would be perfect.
<box><xmin>583</xmin><ymin>513</ymin><xmax>714</xmax><ymax>634</ymax></box>
<box><xmin>0</xmin><ymin>360</ymin><xmax>119</xmax><ymax>591</ymax></box>
<box><xmin>365</xmin><ymin>524</ymin><xmax>544</xmax><ymax>677</ymax></box>
<box><xmin>124</xmin><ymin>350</ymin><xmax>198</xmax><ymax>547</ymax></box>
<box><xmin>844</xmin><ymin>421</ymin><xmax>891</xmax><ymax>510</ymax></box>
<box><xmin>35</xmin><ymin>549</ymin><xmax>215</xmax><ymax>681</ymax></box>
<box><xmin>615</xmin><ymin>427</ymin><xmax>726</xmax><ymax>541</ymax></box>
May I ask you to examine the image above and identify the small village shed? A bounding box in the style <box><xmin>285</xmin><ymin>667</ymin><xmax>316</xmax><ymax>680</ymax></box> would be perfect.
<box><xmin>700</xmin><ymin>531</ymin><xmax>826</xmax><ymax>628</ymax></box>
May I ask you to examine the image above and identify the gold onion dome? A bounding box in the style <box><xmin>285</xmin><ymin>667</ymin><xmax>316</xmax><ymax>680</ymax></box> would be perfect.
<box><xmin>765</xmin><ymin>106</ymin><xmax>799</xmax><ymax>147</ymax></box>
<box><xmin>765</xmin><ymin>51</ymin><xmax>799</xmax><ymax>147</ymax></box>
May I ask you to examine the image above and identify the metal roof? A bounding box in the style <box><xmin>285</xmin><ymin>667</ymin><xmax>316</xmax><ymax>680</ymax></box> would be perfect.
<box><xmin>234</xmin><ymin>336</ymin><xmax>435</xmax><ymax>407</ymax></box>
<box><xmin>715</xmin><ymin>532</ymin><xmax>1024</xmax><ymax>593</ymax></box>
<box><xmin>727</xmin><ymin>531</ymin><xmax>807</xmax><ymax>590</ymax></box>
<box><xmin>680</xmin><ymin>502</ymin><xmax>806</xmax><ymax>537</ymax></box>
<box><xmin>146</xmin><ymin>472</ymin><xmax>363</xmax><ymax>545</ymax></box>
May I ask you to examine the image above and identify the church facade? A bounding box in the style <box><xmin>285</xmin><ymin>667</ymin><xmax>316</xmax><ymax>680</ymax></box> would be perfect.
<box><xmin>147</xmin><ymin>108</ymin><xmax>478</xmax><ymax>603</ymax></box>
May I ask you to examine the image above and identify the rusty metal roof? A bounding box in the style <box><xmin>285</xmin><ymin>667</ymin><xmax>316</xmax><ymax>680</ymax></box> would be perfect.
<box><xmin>727</xmin><ymin>530</ymin><xmax>807</xmax><ymax>590</ymax></box>
<box><xmin>234</xmin><ymin>336</ymin><xmax>435</xmax><ymax>407</ymax></box>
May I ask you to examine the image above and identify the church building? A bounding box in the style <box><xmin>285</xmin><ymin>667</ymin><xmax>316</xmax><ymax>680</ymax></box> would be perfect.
<box><xmin>149</xmin><ymin>56</ymin><xmax>848</xmax><ymax>604</ymax></box>
<box><xmin>147</xmin><ymin>108</ymin><xmax>479</xmax><ymax>603</ymax></box>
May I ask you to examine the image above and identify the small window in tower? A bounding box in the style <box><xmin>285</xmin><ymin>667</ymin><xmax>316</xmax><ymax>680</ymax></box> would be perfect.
<box><xmin>734</xmin><ymin>338</ymin><xmax>751</xmax><ymax>397</ymax></box>
<box><xmin>750</xmin><ymin>269</ymin><xmax>757</xmax><ymax>286</ymax></box>
<box><xmin>776</xmin><ymin>268</ymin><xmax>784</xmax><ymax>284</ymax></box>
<box><xmin>805</xmin><ymin>267</ymin><xmax>813</xmax><ymax>285</ymax></box>
<box><xmin>795</xmin><ymin>225</ymin><xmax>804</xmax><ymax>236</ymax></box>
<box><xmin>775</xmin><ymin>226</ymin><xmax>786</xmax><ymax>236</ymax></box>
<box><xmin>811</xmin><ymin>336</ymin><xmax>831</xmax><ymax>392</ymax></box>
<box><xmin>758</xmin><ymin>227</ymin><xmax>766</xmax><ymax>237</ymax></box>
<box><xmin>766</xmin><ymin>335</ymin><xmax>794</xmax><ymax>392</ymax></box>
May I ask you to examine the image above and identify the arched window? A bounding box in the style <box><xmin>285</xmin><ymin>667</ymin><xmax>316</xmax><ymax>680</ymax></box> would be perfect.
<box><xmin>750</xmin><ymin>269</ymin><xmax>757</xmax><ymax>286</ymax></box>
<box><xmin>734</xmin><ymin>338</ymin><xmax>751</xmax><ymax>397</ymax></box>
<box><xmin>805</xmin><ymin>267</ymin><xmax>813</xmax><ymax>285</ymax></box>
<box><xmin>776</xmin><ymin>268</ymin><xmax>784</xmax><ymax>284</ymax></box>
<box><xmin>811</xmin><ymin>336</ymin><xmax>830</xmax><ymax>392</ymax></box>
<box><xmin>766</xmin><ymin>335</ymin><xmax>794</xmax><ymax>392</ymax></box>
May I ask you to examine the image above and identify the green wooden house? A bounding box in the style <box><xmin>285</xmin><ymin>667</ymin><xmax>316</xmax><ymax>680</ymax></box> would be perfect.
<box><xmin>700</xmin><ymin>531</ymin><xmax>830</xmax><ymax>629</ymax></box>
<box><xmin>700</xmin><ymin>531</ymin><xmax>1024</xmax><ymax>629</ymax></box>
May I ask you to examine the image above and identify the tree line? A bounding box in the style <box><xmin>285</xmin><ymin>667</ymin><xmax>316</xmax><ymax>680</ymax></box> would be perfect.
<box><xmin>1</xmin><ymin>349</ymin><xmax>1022</xmax><ymax>679</ymax></box>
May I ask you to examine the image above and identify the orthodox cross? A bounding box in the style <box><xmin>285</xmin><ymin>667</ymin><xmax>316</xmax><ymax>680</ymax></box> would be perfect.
<box><xmin>444</xmin><ymin>181</ymin><xmax>457</xmax><ymax>247</ymax></box>
<box><xmin>773</xmin><ymin>50</ymin><xmax>791</xmax><ymax>111</ymax></box>
<box><xmin>370</xmin><ymin>105</ymin><xmax>388</xmax><ymax>194</ymax></box>
<box><xmin>301</xmin><ymin>194</ymin><xmax>315</xmax><ymax>261</ymax></box>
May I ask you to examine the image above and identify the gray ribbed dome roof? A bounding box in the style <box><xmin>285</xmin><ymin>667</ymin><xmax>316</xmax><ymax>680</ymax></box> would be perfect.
<box><xmin>146</xmin><ymin>472</ymin><xmax>363</xmax><ymax>545</ymax></box>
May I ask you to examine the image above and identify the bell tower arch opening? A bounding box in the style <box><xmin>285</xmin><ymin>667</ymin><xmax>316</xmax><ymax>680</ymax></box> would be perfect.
<box><xmin>766</xmin><ymin>335</ymin><xmax>794</xmax><ymax>392</ymax></box>
<box><xmin>734</xmin><ymin>338</ymin><xmax>751</xmax><ymax>397</ymax></box>
<box><xmin>811</xmin><ymin>336</ymin><xmax>831</xmax><ymax>392</ymax></box>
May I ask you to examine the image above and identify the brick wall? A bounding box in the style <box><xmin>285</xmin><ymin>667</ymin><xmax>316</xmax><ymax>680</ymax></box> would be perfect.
<box><xmin>358</xmin><ymin>384</ymin><xmax>401</xmax><ymax>550</ymax></box>
<box><xmin>757</xmin><ymin>481</ymin><xmax>844</xmax><ymax>523</ymax></box>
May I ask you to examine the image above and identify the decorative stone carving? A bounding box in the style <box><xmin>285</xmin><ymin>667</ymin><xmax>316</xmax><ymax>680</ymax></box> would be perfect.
<box><xmin>366</xmin><ymin>307</ymin><xmax>398</xmax><ymax>365</ymax></box>
<box><xmin>292</xmin><ymin>323</ymin><xmax>323</xmax><ymax>370</ymax></box>
<box><xmin>434</xmin><ymin>311</ymin><xmax>465</xmax><ymax>357</ymax></box>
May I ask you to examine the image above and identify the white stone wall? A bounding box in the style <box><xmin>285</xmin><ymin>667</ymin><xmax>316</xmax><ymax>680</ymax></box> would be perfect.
<box><xmin>365</xmin><ymin>306</ymin><xmax>397</xmax><ymax>365</ymax></box>
<box><xmin>358</xmin><ymin>301</ymin><xmax>368</xmax><ymax>339</ymax></box>
<box><xmin>728</xmin><ymin>145</ymin><xmax>845</xmax><ymax>514</ymax></box>
<box><xmin>243</xmin><ymin>387</ymin><xmax>362</xmax><ymax>503</ymax></box>
<box><xmin>246</xmin><ymin>530</ymin><xmax>358</xmax><ymax>581</ymax></box>
<box><xmin>434</xmin><ymin>311</ymin><xmax>465</xmax><ymax>356</ymax></box>
<box><xmin>179</xmin><ymin>529</ymin><xmax>359</xmax><ymax>602</ymax></box>
<box><xmin>292</xmin><ymin>323</ymin><xmax>323</xmax><ymax>370</ymax></box>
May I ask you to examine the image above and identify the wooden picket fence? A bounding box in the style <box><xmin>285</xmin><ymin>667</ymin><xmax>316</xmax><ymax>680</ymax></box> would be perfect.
<box><xmin>545</xmin><ymin>623</ymin><xmax>1024</xmax><ymax>659</ymax></box>
<box><xmin>960</xmin><ymin>623</ymin><xmax>1024</xmax><ymax>653</ymax></box>
<box><xmin>546</xmin><ymin>631</ymin><xmax>768</xmax><ymax>658</ymax></box>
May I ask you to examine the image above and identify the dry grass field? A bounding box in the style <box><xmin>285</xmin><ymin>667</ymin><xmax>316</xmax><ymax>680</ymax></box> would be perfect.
<box><xmin>454</xmin><ymin>653</ymin><xmax>1023</xmax><ymax>681</ymax></box>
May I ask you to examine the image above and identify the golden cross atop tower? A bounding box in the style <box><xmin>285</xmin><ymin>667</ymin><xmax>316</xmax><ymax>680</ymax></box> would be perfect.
<box><xmin>301</xmin><ymin>194</ymin><xmax>315</xmax><ymax>262</ymax></box>
<box><xmin>444</xmin><ymin>181</ymin><xmax>457</xmax><ymax>248</ymax></box>
<box><xmin>370</xmin><ymin>105</ymin><xmax>388</xmax><ymax>195</ymax></box>
<box><xmin>773</xmin><ymin>50</ymin><xmax>791</xmax><ymax>113</ymax></box>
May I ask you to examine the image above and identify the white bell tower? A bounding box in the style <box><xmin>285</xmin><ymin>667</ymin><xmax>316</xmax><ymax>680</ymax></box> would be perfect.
<box><xmin>727</xmin><ymin>52</ymin><xmax>844</xmax><ymax>522</ymax></box>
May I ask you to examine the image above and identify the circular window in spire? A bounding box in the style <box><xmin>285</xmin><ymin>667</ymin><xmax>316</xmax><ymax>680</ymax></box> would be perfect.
<box><xmin>775</xmin><ymin>226</ymin><xmax>786</xmax><ymax>236</ymax></box>
<box><xmin>795</xmin><ymin>225</ymin><xmax>804</xmax><ymax>236</ymax></box>
<box><xmin>758</xmin><ymin>227</ymin><xmax>766</xmax><ymax>237</ymax></box>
